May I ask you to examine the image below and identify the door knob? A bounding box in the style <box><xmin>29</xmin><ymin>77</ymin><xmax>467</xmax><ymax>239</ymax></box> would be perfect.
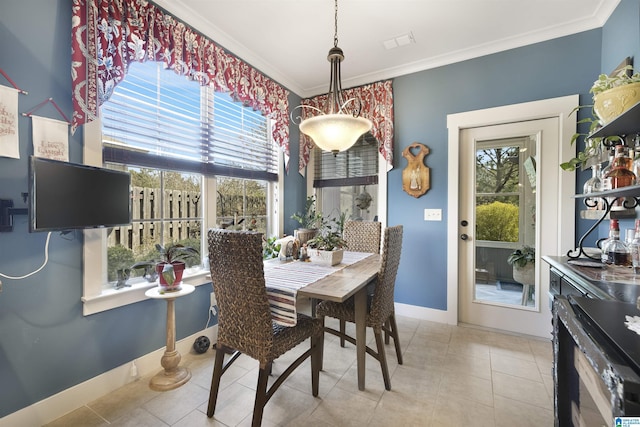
<box><xmin>460</xmin><ymin>234</ymin><xmax>469</xmax><ymax>241</ymax></box>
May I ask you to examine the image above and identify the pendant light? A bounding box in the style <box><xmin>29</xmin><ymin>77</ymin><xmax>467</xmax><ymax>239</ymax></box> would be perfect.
<box><xmin>293</xmin><ymin>0</ymin><xmax>372</xmax><ymax>155</ymax></box>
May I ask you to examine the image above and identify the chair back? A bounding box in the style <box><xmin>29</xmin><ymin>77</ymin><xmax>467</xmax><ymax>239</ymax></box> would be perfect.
<box><xmin>343</xmin><ymin>220</ymin><xmax>382</xmax><ymax>253</ymax></box>
<box><xmin>207</xmin><ymin>229</ymin><xmax>274</xmax><ymax>362</ymax></box>
<box><xmin>370</xmin><ymin>225</ymin><xmax>403</xmax><ymax>321</ymax></box>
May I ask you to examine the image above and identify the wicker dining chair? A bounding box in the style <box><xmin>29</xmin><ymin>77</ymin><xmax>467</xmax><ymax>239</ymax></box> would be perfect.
<box><xmin>316</xmin><ymin>225</ymin><xmax>403</xmax><ymax>390</ymax></box>
<box><xmin>343</xmin><ymin>220</ymin><xmax>382</xmax><ymax>253</ymax></box>
<box><xmin>207</xmin><ymin>229</ymin><xmax>323</xmax><ymax>426</ymax></box>
<box><xmin>338</xmin><ymin>220</ymin><xmax>382</xmax><ymax>345</ymax></box>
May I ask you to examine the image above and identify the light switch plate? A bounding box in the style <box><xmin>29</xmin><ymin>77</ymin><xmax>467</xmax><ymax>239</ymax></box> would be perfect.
<box><xmin>424</xmin><ymin>208</ymin><xmax>442</xmax><ymax>221</ymax></box>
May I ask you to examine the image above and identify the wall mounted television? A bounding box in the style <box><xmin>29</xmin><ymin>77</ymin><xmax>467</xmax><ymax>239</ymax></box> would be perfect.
<box><xmin>29</xmin><ymin>156</ymin><xmax>132</xmax><ymax>232</ymax></box>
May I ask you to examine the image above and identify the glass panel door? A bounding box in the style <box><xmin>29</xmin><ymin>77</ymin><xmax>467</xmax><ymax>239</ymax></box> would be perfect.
<box><xmin>474</xmin><ymin>136</ymin><xmax>536</xmax><ymax>307</ymax></box>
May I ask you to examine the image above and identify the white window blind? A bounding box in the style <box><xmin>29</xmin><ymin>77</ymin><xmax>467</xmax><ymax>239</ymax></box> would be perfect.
<box><xmin>102</xmin><ymin>61</ymin><xmax>278</xmax><ymax>181</ymax></box>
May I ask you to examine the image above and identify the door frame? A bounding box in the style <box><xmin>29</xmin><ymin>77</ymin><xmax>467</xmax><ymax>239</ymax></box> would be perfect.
<box><xmin>445</xmin><ymin>95</ymin><xmax>577</xmax><ymax>326</ymax></box>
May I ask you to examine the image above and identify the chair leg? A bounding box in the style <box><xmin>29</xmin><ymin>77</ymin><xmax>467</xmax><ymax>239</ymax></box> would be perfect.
<box><xmin>374</xmin><ymin>329</ymin><xmax>391</xmax><ymax>390</ymax></box>
<box><xmin>384</xmin><ymin>319</ymin><xmax>390</xmax><ymax>344</ymax></box>
<box><xmin>388</xmin><ymin>314</ymin><xmax>403</xmax><ymax>365</ymax></box>
<box><xmin>253</xmin><ymin>363</ymin><xmax>271</xmax><ymax>427</ymax></box>
<box><xmin>339</xmin><ymin>319</ymin><xmax>346</xmax><ymax>347</ymax></box>
<box><xmin>207</xmin><ymin>345</ymin><xmax>226</xmax><ymax>417</ymax></box>
<box><xmin>310</xmin><ymin>334</ymin><xmax>321</xmax><ymax>396</ymax></box>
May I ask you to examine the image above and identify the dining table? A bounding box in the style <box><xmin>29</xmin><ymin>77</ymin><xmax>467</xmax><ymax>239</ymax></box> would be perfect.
<box><xmin>263</xmin><ymin>251</ymin><xmax>381</xmax><ymax>391</ymax></box>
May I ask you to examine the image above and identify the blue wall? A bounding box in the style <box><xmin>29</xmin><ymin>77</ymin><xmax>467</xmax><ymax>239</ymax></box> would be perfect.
<box><xmin>390</xmin><ymin>31</ymin><xmax>602</xmax><ymax>309</ymax></box>
<box><xmin>0</xmin><ymin>0</ymin><xmax>634</xmax><ymax>419</ymax></box>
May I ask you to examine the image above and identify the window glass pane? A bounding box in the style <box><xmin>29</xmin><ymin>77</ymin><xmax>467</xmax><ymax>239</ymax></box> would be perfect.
<box><xmin>216</xmin><ymin>177</ymin><xmax>268</xmax><ymax>234</ymax></box>
<box><xmin>475</xmin><ymin>144</ymin><xmax>521</xmax><ymax>243</ymax></box>
<box><xmin>106</xmin><ymin>167</ymin><xmax>202</xmax><ymax>285</ymax></box>
<box><xmin>320</xmin><ymin>184</ymin><xmax>378</xmax><ymax>224</ymax></box>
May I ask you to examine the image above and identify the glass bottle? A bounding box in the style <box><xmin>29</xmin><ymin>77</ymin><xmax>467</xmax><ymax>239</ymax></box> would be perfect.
<box><xmin>631</xmin><ymin>219</ymin><xmax>640</xmax><ymax>273</ymax></box>
<box><xmin>605</xmin><ymin>145</ymin><xmax>636</xmax><ymax>210</ymax></box>
<box><xmin>602</xmin><ymin>219</ymin><xmax>630</xmax><ymax>266</ymax></box>
<box><xmin>605</xmin><ymin>145</ymin><xmax>636</xmax><ymax>188</ymax></box>
<box><xmin>583</xmin><ymin>163</ymin><xmax>603</xmax><ymax>194</ymax></box>
<box><xmin>583</xmin><ymin>163</ymin><xmax>603</xmax><ymax>210</ymax></box>
<box><xmin>600</xmin><ymin>148</ymin><xmax>615</xmax><ymax>187</ymax></box>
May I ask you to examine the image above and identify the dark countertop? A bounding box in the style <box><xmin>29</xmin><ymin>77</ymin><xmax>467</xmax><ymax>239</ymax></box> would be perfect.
<box><xmin>543</xmin><ymin>255</ymin><xmax>640</xmax><ymax>303</ymax></box>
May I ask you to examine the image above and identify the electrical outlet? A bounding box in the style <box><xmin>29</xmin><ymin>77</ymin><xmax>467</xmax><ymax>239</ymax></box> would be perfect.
<box><xmin>424</xmin><ymin>208</ymin><xmax>442</xmax><ymax>221</ymax></box>
<box><xmin>210</xmin><ymin>292</ymin><xmax>217</xmax><ymax>315</ymax></box>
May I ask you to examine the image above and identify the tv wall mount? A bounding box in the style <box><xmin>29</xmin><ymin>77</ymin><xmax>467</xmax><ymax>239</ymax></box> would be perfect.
<box><xmin>0</xmin><ymin>194</ymin><xmax>28</xmax><ymax>232</ymax></box>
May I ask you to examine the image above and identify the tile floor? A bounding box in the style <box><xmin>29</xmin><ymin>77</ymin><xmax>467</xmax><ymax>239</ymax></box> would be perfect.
<box><xmin>45</xmin><ymin>316</ymin><xmax>554</xmax><ymax>426</ymax></box>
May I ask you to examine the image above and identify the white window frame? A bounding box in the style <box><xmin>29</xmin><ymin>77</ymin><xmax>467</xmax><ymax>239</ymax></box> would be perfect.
<box><xmin>81</xmin><ymin>118</ymin><xmax>284</xmax><ymax>316</ymax></box>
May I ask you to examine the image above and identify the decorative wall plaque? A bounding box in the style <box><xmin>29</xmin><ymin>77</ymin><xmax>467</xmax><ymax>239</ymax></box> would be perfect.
<box><xmin>402</xmin><ymin>142</ymin><xmax>430</xmax><ymax>198</ymax></box>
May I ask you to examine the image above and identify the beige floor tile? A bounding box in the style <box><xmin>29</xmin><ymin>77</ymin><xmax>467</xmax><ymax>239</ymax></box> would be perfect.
<box><xmin>492</xmin><ymin>371</ymin><xmax>553</xmax><ymax>410</ymax></box>
<box><xmin>141</xmin><ymin>381</ymin><xmax>208</xmax><ymax>425</ymax></box>
<box><xmin>438</xmin><ymin>371</ymin><xmax>494</xmax><ymax>407</ymax></box>
<box><xmin>306</xmin><ymin>386</ymin><xmax>379</xmax><ymax>426</ymax></box>
<box><xmin>109</xmin><ymin>407</ymin><xmax>168</xmax><ymax>427</ymax></box>
<box><xmin>367</xmin><ymin>390</ymin><xmax>435</xmax><ymax>427</ymax></box>
<box><xmin>431</xmin><ymin>394</ymin><xmax>495</xmax><ymax>427</ymax></box>
<box><xmin>490</xmin><ymin>353</ymin><xmax>543</xmax><ymax>382</ymax></box>
<box><xmin>493</xmin><ymin>394</ymin><xmax>554</xmax><ymax>427</ymax></box>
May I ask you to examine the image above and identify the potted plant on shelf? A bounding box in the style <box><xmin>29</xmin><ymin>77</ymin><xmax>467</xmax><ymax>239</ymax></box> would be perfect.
<box><xmin>291</xmin><ymin>196</ymin><xmax>324</xmax><ymax>244</ymax></box>
<box><xmin>561</xmin><ymin>64</ymin><xmax>640</xmax><ymax>171</ymax></box>
<box><xmin>131</xmin><ymin>243</ymin><xmax>200</xmax><ymax>293</ymax></box>
<box><xmin>305</xmin><ymin>229</ymin><xmax>348</xmax><ymax>266</ymax></box>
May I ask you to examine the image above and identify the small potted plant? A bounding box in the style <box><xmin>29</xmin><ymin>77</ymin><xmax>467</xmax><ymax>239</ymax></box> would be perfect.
<box><xmin>306</xmin><ymin>229</ymin><xmax>348</xmax><ymax>266</ymax></box>
<box><xmin>291</xmin><ymin>196</ymin><xmax>324</xmax><ymax>244</ymax></box>
<box><xmin>507</xmin><ymin>245</ymin><xmax>535</xmax><ymax>287</ymax></box>
<box><xmin>131</xmin><ymin>243</ymin><xmax>199</xmax><ymax>293</ymax></box>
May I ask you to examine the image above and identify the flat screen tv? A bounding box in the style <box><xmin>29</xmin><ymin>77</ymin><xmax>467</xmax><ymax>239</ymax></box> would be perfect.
<box><xmin>29</xmin><ymin>156</ymin><xmax>132</xmax><ymax>232</ymax></box>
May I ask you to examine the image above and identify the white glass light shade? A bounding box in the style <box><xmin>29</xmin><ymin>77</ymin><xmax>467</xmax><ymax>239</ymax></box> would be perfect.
<box><xmin>300</xmin><ymin>113</ymin><xmax>372</xmax><ymax>153</ymax></box>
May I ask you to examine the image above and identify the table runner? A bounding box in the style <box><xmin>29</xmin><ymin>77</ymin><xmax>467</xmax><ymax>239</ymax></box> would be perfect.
<box><xmin>264</xmin><ymin>251</ymin><xmax>372</xmax><ymax>326</ymax></box>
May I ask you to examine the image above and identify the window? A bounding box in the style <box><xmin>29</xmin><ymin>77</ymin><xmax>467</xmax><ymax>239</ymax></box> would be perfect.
<box><xmin>82</xmin><ymin>61</ymin><xmax>282</xmax><ymax>315</ymax></box>
<box><xmin>313</xmin><ymin>133</ymin><xmax>380</xmax><ymax>222</ymax></box>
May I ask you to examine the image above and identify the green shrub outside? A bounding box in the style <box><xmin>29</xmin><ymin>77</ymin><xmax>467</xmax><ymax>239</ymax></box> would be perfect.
<box><xmin>475</xmin><ymin>201</ymin><xmax>519</xmax><ymax>242</ymax></box>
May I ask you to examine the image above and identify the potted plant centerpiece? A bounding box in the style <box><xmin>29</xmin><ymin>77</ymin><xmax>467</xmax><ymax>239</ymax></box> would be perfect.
<box><xmin>305</xmin><ymin>228</ymin><xmax>348</xmax><ymax>266</ymax></box>
<box><xmin>291</xmin><ymin>196</ymin><xmax>324</xmax><ymax>244</ymax></box>
<box><xmin>562</xmin><ymin>64</ymin><xmax>640</xmax><ymax>171</ymax></box>
<box><xmin>131</xmin><ymin>243</ymin><xmax>200</xmax><ymax>293</ymax></box>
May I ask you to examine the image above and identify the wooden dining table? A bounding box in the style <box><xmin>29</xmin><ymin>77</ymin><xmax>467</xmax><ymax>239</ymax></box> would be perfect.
<box><xmin>264</xmin><ymin>251</ymin><xmax>380</xmax><ymax>391</ymax></box>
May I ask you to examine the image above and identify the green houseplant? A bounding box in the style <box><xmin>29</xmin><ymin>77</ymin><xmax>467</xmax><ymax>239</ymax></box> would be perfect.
<box><xmin>131</xmin><ymin>243</ymin><xmax>200</xmax><ymax>293</ymax></box>
<box><xmin>291</xmin><ymin>196</ymin><xmax>324</xmax><ymax>244</ymax></box>
<box><xmin>561</xmin><ymin>65</ymin><xmax>640</xmax><ymax>171</ymax></box>
<box><xmin>305</xmin><ymin>228</ymin><xmax>348</xmax><ymax>266</ymax></box>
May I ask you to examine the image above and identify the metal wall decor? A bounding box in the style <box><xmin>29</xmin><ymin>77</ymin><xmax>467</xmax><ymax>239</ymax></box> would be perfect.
<box><xmin>402</xmin><ymin>142</ymin><xmax>430</xmax><ymax>198</ymax></box>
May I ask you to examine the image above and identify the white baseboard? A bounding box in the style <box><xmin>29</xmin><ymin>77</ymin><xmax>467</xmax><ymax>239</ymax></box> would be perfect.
<box><xmin>0</xmin><ymin>326</ymin><xmax>218</xmax><ymax>427</ymax></box>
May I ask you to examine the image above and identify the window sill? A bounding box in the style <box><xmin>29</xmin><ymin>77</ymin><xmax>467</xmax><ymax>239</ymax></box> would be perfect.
<box><xmin>82</xmin><ymin>270</ymin><xmax>211</xmax><ymax>316</ymax></box>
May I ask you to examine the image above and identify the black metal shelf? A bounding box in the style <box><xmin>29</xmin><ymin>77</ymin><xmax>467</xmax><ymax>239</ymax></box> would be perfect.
<box><xmin>590</xmin><ymin>101</ymin><xmax>640</xmax><ymax>138</ymax></box>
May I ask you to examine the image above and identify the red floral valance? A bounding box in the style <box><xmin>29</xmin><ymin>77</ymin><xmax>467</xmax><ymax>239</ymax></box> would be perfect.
<box><xmin>298</xmin><ymin>80</ymin><xmax>394</xmax><ymax>174</ymax></box>
<box><xmin>71</xmin><ymin>0</ymin><xmax>291</xmax><ymax>169</ymax></box>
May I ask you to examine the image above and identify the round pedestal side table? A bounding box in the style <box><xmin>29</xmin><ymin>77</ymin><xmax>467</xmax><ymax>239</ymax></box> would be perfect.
<box><xmin>144</xmin><ymin>283</ymin><xmax>195</xmax><ymax>391</ymax></box>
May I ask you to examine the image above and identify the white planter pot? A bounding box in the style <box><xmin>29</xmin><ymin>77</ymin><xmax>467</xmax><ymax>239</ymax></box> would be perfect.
<box><xmin>308</xmin><ymin>249</ymin><xmax>344</xmax><ymax>266</ymax></box>
<box><xmin>512</xmin><ymin>263</ymin><xmax>535</xmax><ymax>286</ymax></box>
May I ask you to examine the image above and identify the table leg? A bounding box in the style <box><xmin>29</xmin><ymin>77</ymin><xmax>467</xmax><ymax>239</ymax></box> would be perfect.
<box><xmin>354</xmin><ymin>288</ymin><xmax>367</xmax><ymax>390</ymax></box>
<box><xmin>149</xmin><ymin>298</ymin><xmax>191</xmax><ymax>391</ymax></box>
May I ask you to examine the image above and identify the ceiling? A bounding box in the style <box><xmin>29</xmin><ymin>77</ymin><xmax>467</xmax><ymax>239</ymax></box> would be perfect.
<box><xmin>152</xmin><ymin>0</ymin><xmax>620</xmax><ymax>98</ymax></box>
